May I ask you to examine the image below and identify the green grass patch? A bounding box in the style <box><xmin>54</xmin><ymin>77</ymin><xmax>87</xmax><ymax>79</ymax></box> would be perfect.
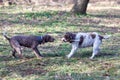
<box><xmin>0</xmin><ymin>3</ymin><xmax>120</xmax><ymax>80</ymax></box>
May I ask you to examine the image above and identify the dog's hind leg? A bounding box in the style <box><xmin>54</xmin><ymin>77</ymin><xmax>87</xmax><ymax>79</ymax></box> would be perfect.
<box><xmin>11</xmin><ymin>40</ymin><xmax>23</xmax><ymax>58</ymax></box>
<box><xmin>15</xmin><ymin>47</ymin><xmax>22</xmax><ymax>58</ymax></box>
<box><xmin>12</xmin><ymin>49</ymin><xmax>17</xmax><ymax>58</ymax></box>
<box><xmin>90</xmin><ymin>48</ymin><xmax>100</xmax><ymax>59</ymax></box>
<box><xmin>90</xmin><ymin>40</ymin><xmax>101</xmax><ymax>59</ymax></box>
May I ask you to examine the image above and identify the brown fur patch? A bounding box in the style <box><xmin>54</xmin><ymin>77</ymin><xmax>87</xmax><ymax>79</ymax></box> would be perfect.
<box><xmin>99</xmin><ymin>35</ymin><xmax>104</xmax><ymax>40</ymax></box>
<box><xmin>42</xmin><ymin>35</ymin><xmax>55</xmax><ymax>43</ymax></box>
<box><xmin>64</xmin><ymin>32</ymin><xmax>76</xmax><ymax>43</ymax></box>
<box><xmin>90</xmin><ymin>34</ymin><xmax>96</xmax><ymax>39</ymax></box>
<box><xmin>79</xmin><ymin>36</ymin><xmax>84</xmax><ymax>45</ymax></box>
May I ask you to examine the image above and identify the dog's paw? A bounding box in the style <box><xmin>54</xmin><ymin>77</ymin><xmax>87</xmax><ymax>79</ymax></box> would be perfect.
<box><xmin>66</xmin><ymin>55</ymin><xmax>71</xmax><ymax>59</ymax></box>
<box><xmin>89</xmin><ymin>57</ymin><xmax>93</xmax><ymax>60</ymax></box>
<box><xmin>37</xmin><ymin>56</ymin><xmax>43</xmax><ymax>60</ymax></box>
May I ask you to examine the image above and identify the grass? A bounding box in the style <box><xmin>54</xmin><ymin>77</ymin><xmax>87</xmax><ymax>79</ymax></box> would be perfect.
<box><xmin>0</xmin><ymin>1</ymin><xmax>120</xmax><ymax>80</ymax></box>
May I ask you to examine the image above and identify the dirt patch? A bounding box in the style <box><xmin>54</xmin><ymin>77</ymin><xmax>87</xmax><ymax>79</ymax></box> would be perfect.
<box><xmin>5</xmin><ymin>59</ymin><xmax>47</xmax><ymax>77</ymax></box>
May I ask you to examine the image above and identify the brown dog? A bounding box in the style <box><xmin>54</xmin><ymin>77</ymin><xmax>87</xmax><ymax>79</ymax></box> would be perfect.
<box><xmin>3</xmin><ymin>34</ymin><xmax>55</xmax><ymax>59</ymax></box>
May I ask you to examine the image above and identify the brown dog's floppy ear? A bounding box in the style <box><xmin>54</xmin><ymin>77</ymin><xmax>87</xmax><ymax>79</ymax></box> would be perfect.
<box><xmin>44</xmin><ymin>35</ymin><xmax>49</xmax><ymax>41</ymax></box>
<box><xmin>41</xmin><ymin>35</ymin><xmax>47</xmax><ymax>44</ymax></box>
<box><xmin>41</xmin><ymin>35</ymin><xmax>54</xmax><ymax>43</ymax></box>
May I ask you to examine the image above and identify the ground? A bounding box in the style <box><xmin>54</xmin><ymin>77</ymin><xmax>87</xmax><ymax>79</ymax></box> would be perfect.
<box><xmin>0</xmin><ymin>0</ymin><xmax>120</xmax><ymax>80</ymax></box>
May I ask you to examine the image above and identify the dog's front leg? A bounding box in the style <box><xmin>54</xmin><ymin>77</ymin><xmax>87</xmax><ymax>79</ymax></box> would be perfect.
<box><xmin>33</xmin><ymin>47</ymin><xmax>43</xmax><ymax>59</ymax></box>
<box><xmin>90</xmin><ymin>48</ymin><xmax>100</xmax><ymax>59</ymax></box>
<box><xmin>67</xmin><ymin>44</ymin><xmax>78</xmax><ymax>59</ymax></box>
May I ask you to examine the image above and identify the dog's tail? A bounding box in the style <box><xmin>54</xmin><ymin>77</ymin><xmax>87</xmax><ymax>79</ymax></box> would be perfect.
<box><xmin>102</xmin><ymin>35</ymin><xmax>111</xmax><ymax>39</ymax></box>
<box><xmin>3</xmin><ymin>32</ymin><xmax>10</xmax><ymax>40</ymax></box>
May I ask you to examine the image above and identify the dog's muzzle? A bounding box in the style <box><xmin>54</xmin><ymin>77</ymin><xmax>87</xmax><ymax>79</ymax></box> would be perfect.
<box><xmin>50</xmin><ymin>38</ymin><xmax>55</xmax><ymax>42</ymax></box>
<box><xmin>61</xmin><ymin>38</ymin><xmax>67</xmax><ymax>42</ymax></box>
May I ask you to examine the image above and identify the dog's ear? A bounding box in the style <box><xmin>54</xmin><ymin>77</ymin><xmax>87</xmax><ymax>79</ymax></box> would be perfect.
<box><xmin>41</xmin><ymin>35</ymin><xmax>47</xmax><ymax>44</ymax></box>
<box><xmin>66</xmin><ymin>32</ymin><xmax>72</xmax><ymax>38</ymax></box>
<box><xmin>64</xmin><ymin>32</ymin><xmax>76</xmax><ymax>43</ymax></box>
<box><xmin>44</xmin><ymin>35</ymin><xmax>49</xmax><ymax>41</ymax></box>
<box><xmin>67</xmin><ymin>32</ymin><xmax>75</xmax><ymax>40</ymax></box>
<box><xmin>42</xmin><ymin>35</ymin><xmax>54</xmax><ymax>43</ymax></box>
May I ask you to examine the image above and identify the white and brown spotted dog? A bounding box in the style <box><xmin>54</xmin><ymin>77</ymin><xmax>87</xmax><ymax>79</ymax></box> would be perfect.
<box><xmin>62</xmin><ymin>32</ymin><xmax>111</xmax><ymax>59</ymax></box>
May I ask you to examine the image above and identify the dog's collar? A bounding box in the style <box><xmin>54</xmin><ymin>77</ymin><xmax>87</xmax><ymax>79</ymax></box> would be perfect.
<box><xmin>40</xmin><ymin>36</ymin><xmax>45</xmax><ymax>44</ymax></box>
<box><xmin>37</xmin><ymin>36</ymin><xmax>43</xmax><ymax>44</ymax></box>
<box><xmin>40</xmin><ymin>36</ymin><xmax>43</xmax><ymax>40</ymax></box>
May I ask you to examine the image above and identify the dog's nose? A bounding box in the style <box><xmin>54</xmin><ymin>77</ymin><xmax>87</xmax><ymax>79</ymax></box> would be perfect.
<box><xmin>51</xmin><ymin>38</ymin><xmax>55</xmax><ymax>42</ymax></box>
<box><xmin>61</xmin><ymin>38</ymin><xmax>64</xmax><ymax>41</ymax></box>
<box><xmin>53</xmin><ymin>38</ymin><xmax>55</xmax><ymax>41</ymax></box>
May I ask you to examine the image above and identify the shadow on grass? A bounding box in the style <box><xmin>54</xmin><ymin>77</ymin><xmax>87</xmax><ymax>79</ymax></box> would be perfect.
<box><xmin>3</xmin><ymin>59</ymin><xmax>47</xmax><ymax>77</ymax></box>
<box><xmin>90</xmin><ymin>14</ymin><xmax>120</xmax><ymax>19</ymax></box>
<box><xmin>53</xmin><ymin>72</ymin><xmax>107</xmax><ymax>80</ymax></box>
<box><xmin>0</xmin><ymin>57</ymin><xmax>76</xmax><ymax>77</ymax></box>
<box><xmin>73</xmin><ymin>48</ymin><xmax>116</xmax><ymax>59</ymax></box>
<box><xmin>0</xmin><ymin>55</ymin><xmax>15</xmax><ymax>62</ymax></box>
<box><xmin>0</xmin><ymin>48</ymin><xmax>118</xmax><ymax>79</ymax></box>
<box><xmin>49</xmin><ymin>71</ymin><xmax>120</xmax><ymax>80</ymax></box>
<box><xmin>43</xmin><ymin>53</ymin><xmax>62</xmax><ymax>57</ymax></box>
<box><xmin>0</xmin><ymin>11</ymin><xmax>68</xmax><ymax>27</ymax></box>
<box><xmin>1</xmin><ymin>11</ymin><xmax>120</xmax><ymax>35</ymax></box>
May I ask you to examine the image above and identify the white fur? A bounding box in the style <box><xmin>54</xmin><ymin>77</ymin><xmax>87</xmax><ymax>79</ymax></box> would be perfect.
<box><xmin>66</xmin><ymin>32</ymin><xmax>110</xmax><ymax>59</ymax></box>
